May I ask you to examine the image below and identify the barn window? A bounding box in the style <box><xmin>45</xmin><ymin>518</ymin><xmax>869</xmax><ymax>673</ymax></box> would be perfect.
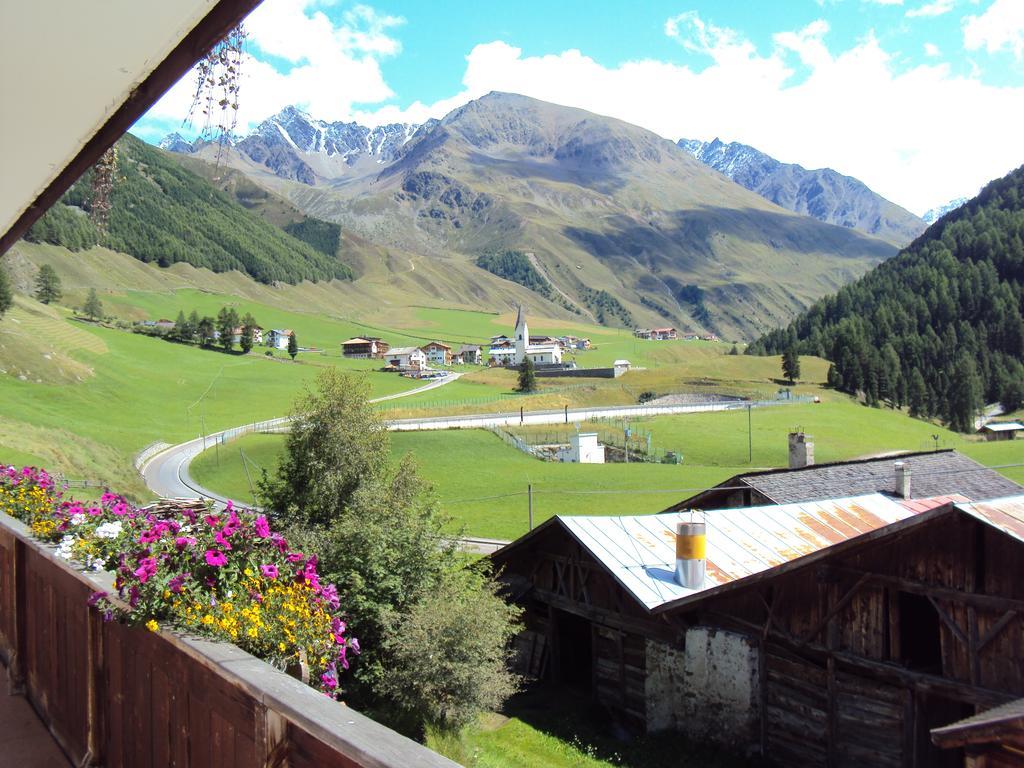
<box><xmin>898</xmin><ymin>591</ymin><xmax>942</xmax><ymax>672</ymax></box>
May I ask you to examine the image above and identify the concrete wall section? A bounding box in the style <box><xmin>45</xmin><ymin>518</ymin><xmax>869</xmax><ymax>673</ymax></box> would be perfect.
<box><xmin>645</xmin><ymin>628</ymin><xmax>760</xmax><ymax>747</ymax></box>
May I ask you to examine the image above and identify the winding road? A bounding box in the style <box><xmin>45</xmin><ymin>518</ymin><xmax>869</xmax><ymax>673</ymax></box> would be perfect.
<box><xmin>141</xmin><ymin>388</ymin><xmax>801</xmax><ymax>504</ymax></box>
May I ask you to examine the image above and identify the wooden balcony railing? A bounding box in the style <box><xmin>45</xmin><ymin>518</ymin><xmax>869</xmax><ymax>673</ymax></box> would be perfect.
<box><xmin>0</xmin><ymin>511</ymin><xmax>459</xmax><ymax>768</ymax></box>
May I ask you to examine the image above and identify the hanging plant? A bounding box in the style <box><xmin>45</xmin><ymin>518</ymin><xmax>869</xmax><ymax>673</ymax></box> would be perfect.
<box><xmin>186</xmin><ymin>23</ymin><xmax>247</xmax><ymax>168</ymax></box>
<box><xmin>89</xmin><ymin>146</ymin><xmax>117</xmax><ymax>233</ymax></box>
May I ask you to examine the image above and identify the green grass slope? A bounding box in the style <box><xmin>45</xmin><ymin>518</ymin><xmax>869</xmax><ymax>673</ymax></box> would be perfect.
<box><xmin>26</xmin><ymin>134</ymin><xmax>351</xmax><ymax>284</ymax></box>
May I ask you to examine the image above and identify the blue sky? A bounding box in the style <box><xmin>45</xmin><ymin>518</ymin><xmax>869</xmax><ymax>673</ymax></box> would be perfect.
<box><xmin>137</xmin><ymin>0</ymin><xmax>1024</xmax><ymax>215</ymax></box>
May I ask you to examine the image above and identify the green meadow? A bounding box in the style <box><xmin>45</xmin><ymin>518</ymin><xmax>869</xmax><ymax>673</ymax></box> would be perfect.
<box><xmin>191</xmin><ymin>395</ymin><xmax>1023</xmax><ymax>540</ymax></box>
<box><xmin>0</xmin><ymin>299</ymin><xmax>421</xmax><ymax>495</ymax></box>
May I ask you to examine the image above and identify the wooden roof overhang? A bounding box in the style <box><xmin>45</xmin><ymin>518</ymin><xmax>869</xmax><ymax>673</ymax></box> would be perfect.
<box><xmin>0</xmin><ymin>0</ymin><xmax>263</xmax><ymax>255</ymax></box>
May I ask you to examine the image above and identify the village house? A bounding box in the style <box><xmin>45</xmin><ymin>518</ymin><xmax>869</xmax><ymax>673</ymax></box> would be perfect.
<box><xmin>488</xmin><ymin>342</ymin><xmax>517</xmax><ymax>366</ymax></box>
<box><xmin>979</xmin><ymin>422</ymin><xmax>1024</xmax><ymax>442</ymax></box>
<box><xmin>455</xmin><ymin>344</ymin><xmax>482</xmax><ymax>365</ymax></box>
<box><xmin>633</xmin><ymin>328</ymin><xmax>652</xmax><ymax>340</ymax></box>
<box><xmin>492</xmin><ymin>493</ymin><xmax>1024</xmax><ymax>767</ymax></box>
<box><xmin>669</xmin><ymin>442</ymin><xmax>1022</xmax><ymax>511</ymax></box>
<box><xmin>574</xmin><ymin>338</ymin><xmax>592</xmax><ymax>350</ymax></box>
<box><xmin>420</xmin><ymin>341</ymin><xmax>452</xmax><ymax>366</ymax></box>
<box><xmin>651</xmin><ymin>327</ymin><xmax>678</xmax><ymax>341</ymax></box>
<box><xmin>700</xmin><ymin>333</ymin><xmax>719</xmax><ymax>342</ymax></box>
<box><xmin>266</xmin><ymin>329</ymin><xmax>292</xmax><ymax>350</ymax></box>
<box><xmin>386</xmin><ymin>346</ymin><xmax>427</xmax><ymax>371</ymax></box>
<box><xmin>341</xmin><ymin>337</ymin><xmax>390</xmax><ymax>359</ymax></box>
<box><xmin>682</xmin><ymin>333</ymin><xmax>700</xmax><ymax>341</ymax></box>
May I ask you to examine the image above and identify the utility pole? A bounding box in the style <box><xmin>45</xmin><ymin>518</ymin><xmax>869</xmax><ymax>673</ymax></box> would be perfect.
<box><xmin>528</xmin><ymin>484</ymin><xmax>534</xmax><ymax>531</ymax></box>
<box><xmin>241</xmin><ymin>448</ymin><xmax>257</xmax><ymax>502</ymax></box>
<box><xmin>520</xmin><ymin>406</ymin><xmax>524</xmax><ymax>425</ymax></box>
<box><xmin>564</xmin><ymin>404</ymin><xmax>568</xmax><ymax>424</ymax></box>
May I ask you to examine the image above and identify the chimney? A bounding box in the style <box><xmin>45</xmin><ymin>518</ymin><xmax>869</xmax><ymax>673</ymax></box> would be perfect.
<box><xmin>788</xmin><ymin>432</ymin><xmax>814</xmax><ymax>469</ymax></box>
<box><xmin>895</xmin><ymin>462</ymin><xmax>912</xmax><ymax>499</ymax></box>
<box><xmin>675</xmin><ymin>520</ymin><xmax>706</xmax><ymax>588</ymax></box>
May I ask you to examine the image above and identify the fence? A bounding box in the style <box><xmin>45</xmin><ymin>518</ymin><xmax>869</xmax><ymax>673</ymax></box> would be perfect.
<box><xmin>0</xmin><ymin>511</ymin><xmax>458</xmax><ymax>768</ymax></box>
<box><xmin>501</xmin><ymin>424</ymin><xmax>683</xmax><ymax>464</ymax></box>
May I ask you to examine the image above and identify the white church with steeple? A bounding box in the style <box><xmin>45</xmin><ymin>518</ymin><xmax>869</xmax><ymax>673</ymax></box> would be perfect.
<box><xmin>513</xmin><ymin>304</ymin><xmax>562</xmax><ymax>366</ymax></box>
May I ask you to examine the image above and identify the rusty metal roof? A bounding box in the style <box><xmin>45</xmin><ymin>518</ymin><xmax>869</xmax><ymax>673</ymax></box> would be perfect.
<box><xmin>558</xmin><ymin>493</ymin><xmax>916</xmax><ymax>612</ymax></box>
<box><xmin>955</xmin><ymin>495</ymin><xmax>1024</xmax><ymax>545</ymax></box>
<box><xmin>932</xmin><ymin>696</ymin><xmax>1024</xmax><ymax>748</ymax></box>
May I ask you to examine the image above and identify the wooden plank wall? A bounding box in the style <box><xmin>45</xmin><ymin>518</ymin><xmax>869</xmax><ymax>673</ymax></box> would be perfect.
<box><xmin>0</xmin><ymin>514</ymin><xmax>457</xmax><ymax>768</ymax></box>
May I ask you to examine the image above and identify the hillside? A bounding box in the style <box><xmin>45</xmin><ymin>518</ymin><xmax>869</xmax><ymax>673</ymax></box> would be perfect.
<box><xmin>194</xmin><ymin>92</ymin><xmax>897</xmax><ymax>339</ymax></box>
<box><xmin>678</xmin><ymin>138</ymin><xmax>925</xmax><ymax>247</ymax></box>
<box><xmin>748</xmin><ymin>164</ymin><xmax>1024</xmax><ymax>431</ymax></box>
<box><xmin>25</xmin><ymin>134</ymin><xmax>352</xmax><ymax>285</ymax></box>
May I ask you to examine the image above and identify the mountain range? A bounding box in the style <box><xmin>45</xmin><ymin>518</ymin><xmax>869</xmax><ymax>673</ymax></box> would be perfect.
<box><xmin>677</xmin><ymin>138</ymin><xmax>926</xmax><ymax>247</ymax></box>
<box><xmin>922</xmin><ymin>197</ymin><xmax>969</xmax><ymax>225</ymax></box>
<box><xmin>151</xmin><ymin>93</ymin><xmax>900</xmax><ymax>339</ymax></box>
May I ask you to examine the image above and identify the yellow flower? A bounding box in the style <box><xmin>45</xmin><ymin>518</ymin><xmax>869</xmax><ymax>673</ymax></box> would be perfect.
<box><xmin>202</xmin><ymin>614</ymin><xmax>215</xmax><ymax>626</ymax></box>
<box><xmin>146</xmin><ymin>619</ymin><xmax>159</xmax><ymax>633</ymax></box>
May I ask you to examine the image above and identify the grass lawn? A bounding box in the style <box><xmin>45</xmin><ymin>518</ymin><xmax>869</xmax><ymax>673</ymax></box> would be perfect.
<box><xmin>426</xmin><ymin>685</ymin><xmax>750</xmax><ymax>768</ymax></box>
<box><xmin>191</xmin><ymin>395</ymin><xmax>1022</xmax><ymax>540</ymax></box>
<box><xmin>512</xmin><ymin>400</ymin><xmax>980</xmax><ymax>468</ymax></box>
<box><xmin>0</xmin><ymin>300</ymin><xmax>421</xmax><ymax>495</ymax></box>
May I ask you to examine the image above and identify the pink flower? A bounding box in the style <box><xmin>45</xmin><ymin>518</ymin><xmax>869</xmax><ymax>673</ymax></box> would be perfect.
<box><xmin>133</xmin><ymin>557</ymin><xmax>158</xmax><ymax>584</ymax></box>
<box><xmin>254</xmin><ymin>516</ymin><xmax>271</xmax><ymax>538</ymax></box>
<box><xmin>204</xmin><ymin>514</ymin><xmax>220</xmax><ymax>528</ymax></box>
<box><xmin>205</xmin><ymin>549</ymin><xmax>228</xmax><ymax>567</ymax></box>
<box><xmin>260</xmin><ymin>564</ymin><xmax>278</xmax><ymax>579</ymax></box>
<box><xmin>286</xmin><ymin>552</ymin><xmax>305</xmax><ymax>564</ymax></box>
<box><xmin>112</xmin><ymin>502</ymin><xmax>128</xmax><ymax>516</ymax></box>
<box><xmin>168</xmin><ymin>573</ymin><xmax>190</xmax><ymax>593</ymax></box>
<box><xmin>175</xmin><ymin>536</ymin><xmax>196</xmax><ymax>551</ymax></box>
<box><xmin>87</xmin><ymin>506</ymin><xmax>102</xmax><ymax>516</ymax></box>
<box><xmin>214</xmin><ymin>529</ymin><xmax>233</xmax><ymax>550</ymax></box>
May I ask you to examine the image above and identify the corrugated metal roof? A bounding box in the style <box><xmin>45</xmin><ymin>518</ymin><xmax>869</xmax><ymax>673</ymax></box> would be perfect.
<box><xmin>954</xmin><ymin>495</ymin><xmax>1024</xmax><ymax>545</ymax></box>
<box><xmin>559</xmin><ymin>493</ymin><xmax>915</xmax><ymax>612</ymax></box>
<box><xmin>899</xmin><ymin>494</ymin><xmax>969</xmax><ymax>514</ymax></box>
<box><xmin>932</xmin><ymin>696</ymin><xmax>1024</xmax><ymax>746</ymax></box>
<box><xmin>982</xmin><ymin>422</ymin><xmax>1024</xmax><ymax>432</ymax></box>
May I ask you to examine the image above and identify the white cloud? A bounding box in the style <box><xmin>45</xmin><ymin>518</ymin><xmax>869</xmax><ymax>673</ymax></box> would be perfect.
<box><xmin>906</xmin><ymin>0</ymin><xmax>956</xmax><ymax>17</ymax></box>
<box><xmin>142</xmin><ymin>4</ymin><xmax>1024</xmax><ymax>216</ymax></box>
<box><xmin>964</xmin><ymin>0</ymin><xmax>1024</xmax><ymax>59</ymax></box>
<box><xmin>144</xmin><ymin>0</ymin><xmax>403</xmax><ymax>134</ymax></box>
<box><xmin>923</xmin><ymin>42</ymin><xmax>941</xmax><ymax>56</ymax></box>
<box><xmin>352</xmin><ymin>14</ymin><xmax>1023</xmax><ymax>216</ymax></box>
<box><xmin>864</xmin><ymin>0</ymin><xmax>903</xmax><ymax>5</ymax></box>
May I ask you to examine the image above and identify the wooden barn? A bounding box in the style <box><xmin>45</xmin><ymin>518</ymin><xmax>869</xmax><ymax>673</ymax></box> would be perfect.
<box><xmin>492</xmin><ymin>494</ymin><xmax>1024</xmax><ymax>767</ymax></box>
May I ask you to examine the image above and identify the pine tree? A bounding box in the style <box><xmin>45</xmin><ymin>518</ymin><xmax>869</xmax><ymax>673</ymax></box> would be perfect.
<box><xmin>782</xmin><ymin>345</ymin><xmax>801</xmax><ymax>384</ymax></box>
<box><xmin>174</xmin><ymin>310</ymin><xmax>189</xmax><ymax>341</ymax></box>
<box><xmin>287</xmin><ymin>331</ymin><xmax>298</xmax><ymax>360</ymax></box>
<box><xmin>517</xmin><ymin>357</ymin><xmax>537</xmax><ymax>392</ymax></box>
<box><xmin>0</xmin><ymin>260</ymin><xmax>12</xmax><ymax>318</ymax></box>
<box><xmin>36</xmin><ymin>264</ymin><xmax>62</xmax><ymax>305</ymax></box>
<box><xmin>188</xmin><ymin>310</ymin><xmax>200</xmax><ymax>342</ymax></box>
<box><xmin>728</xmin><ymin>344</ymin><xmax>739</xmax><ymax>356</ymax></box>
<box><xmin>240</xmin><ymin>312</ymin><xmax>256</xmax><ymax>354</ymax></box>
<box><xmin>947</xmin><ymin>352</ymin><xmax>983</xmax><ymax>433</ymax></box>
<box><xmin>83</xmin><ymin>288</ymin><xmax>103</xmax><ymax>320</ymax></box>
<box><xmin>197</xmin><ymin>316</ymin><xmax>215</xmax><ymax>347</ymax></box>
<box><xmin>216</xmin><ymin>307</ymin><xmax>238</xmax><ymax>352</ymax></box>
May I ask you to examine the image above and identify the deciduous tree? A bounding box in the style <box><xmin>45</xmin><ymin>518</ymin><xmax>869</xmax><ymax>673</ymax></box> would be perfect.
<box><xmin>83</xmin><ymin>288</ymin><xmax>103</xmax><ymax>320</ymax></box>
<box><xmin>0</xmin><ymin>260</ymin><xmax>11</xmax><ymax>318</ymax></box>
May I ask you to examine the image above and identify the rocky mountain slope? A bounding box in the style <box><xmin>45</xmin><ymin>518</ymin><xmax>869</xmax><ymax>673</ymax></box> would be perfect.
<box><xmin>678</xmin><ymin>138</ymin><xmax>925</xmax><ymax>247</ymax></box>
<box><xmin>160</xmin><ymin>93</ymin><xmax>898</xmax><ymax>339</ymax></box>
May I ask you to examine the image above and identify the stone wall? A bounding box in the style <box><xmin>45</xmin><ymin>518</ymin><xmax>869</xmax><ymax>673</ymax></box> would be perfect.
<box><xmin>645</xmin><ymin>627</ymin><xmax>760</xmax><ymax>748</ymax></box>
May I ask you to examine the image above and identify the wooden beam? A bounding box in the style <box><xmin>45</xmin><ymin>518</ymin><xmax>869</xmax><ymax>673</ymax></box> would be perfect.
<box><xmin>828</xmin><ymin>566</ymin><xmax>1024</xmax><ymax>614</ymax></box>
<box><xmin>800</xmin><ymin>572</ymin><xmax>871</xmax><ymax>646</ymax></box>
<box><xmin>978</xmin><ymin>611</ymin><xmax>1018</xmax><ymax>652</ymax></box>
<box><xmin>532</xmin><ymin>587</ymin><xmax>679</xmax><ymax>644</ymax></box>
<box><xmin>928</xmin><ymin>595</ymin><xmax>971</xmax><ymax>648</ymax></box>
<box><xmin>0</xmin><ymin>0</ymin><xmax>263</xmax><ymax>255</ymax></box>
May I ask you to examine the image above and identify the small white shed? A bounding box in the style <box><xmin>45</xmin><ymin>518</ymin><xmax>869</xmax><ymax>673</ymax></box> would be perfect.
<box><xmin>559</xmin><ymin>432</ymin><xmax>605</xmax><ymax>464</ymax></box>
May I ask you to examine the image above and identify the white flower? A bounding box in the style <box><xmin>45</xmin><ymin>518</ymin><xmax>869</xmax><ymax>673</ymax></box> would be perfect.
<box><xmin>70</xmin><ymin>513</ymin><xmax>86</xmax><ymax>526</ymax></box>
<box><xmin>95</xmin><ymin>521</ymin><xmax>122</xmax><ymax>539</ymax></box>
<box><xmin>55</xmin><ymin>534</ymin><xmax>75</xmax><ymax>559</ymax></box>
